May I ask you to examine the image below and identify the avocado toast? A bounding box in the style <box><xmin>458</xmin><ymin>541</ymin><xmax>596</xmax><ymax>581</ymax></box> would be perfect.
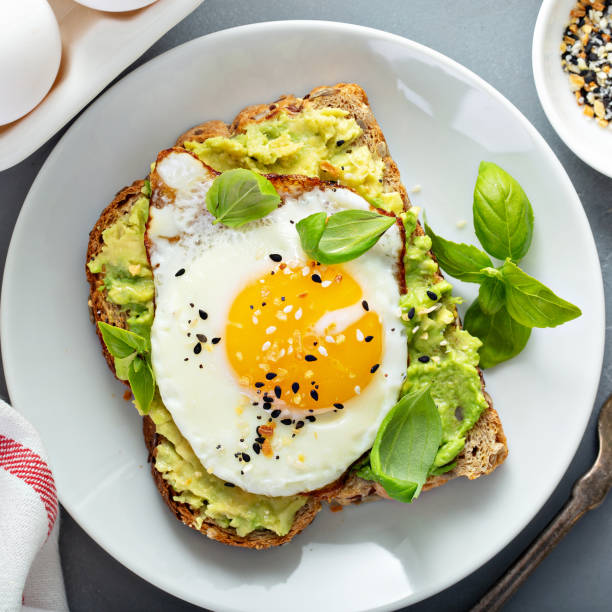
<box><xmin>87</xmin><ymin>83</ymin><xmax>507</xmax><ymax>549</ymax></box>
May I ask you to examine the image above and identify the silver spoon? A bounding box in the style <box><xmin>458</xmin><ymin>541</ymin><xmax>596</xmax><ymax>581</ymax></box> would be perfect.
<box><xmin>472</xmin><ymin>393</ymin><xmax>612</xmax><ymax>611</ymax></box>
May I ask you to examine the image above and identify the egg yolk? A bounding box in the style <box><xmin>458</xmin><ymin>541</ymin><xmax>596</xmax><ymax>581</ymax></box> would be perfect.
<box><xmin>225</xmin><ymin>260</ymin><xmax>383</xmax><ymax>413</ymax></box>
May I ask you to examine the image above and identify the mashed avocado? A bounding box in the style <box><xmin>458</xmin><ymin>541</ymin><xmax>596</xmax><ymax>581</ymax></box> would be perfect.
<box><xmin>185</xmin><ymin>108</ymin><xmax>404</xmax><ymax>213</ymax></box>
<box><xmin>149</xmin><ymin>397</ymin><xmax>306</xmax><ymax>536</ymax></box>
<box><xmin>399</xmin><ymin>210</ymin><xmax>488</xmax><ymax>469</ymax></box>
<box><xmin>87</xmin><ymin>194</ymin><xmax>154</xmax><ymax>338</ymax></box>
<box><xmin>92</xmin><ymin>106</ymin><xmax>487</xmax><ymax>528</ymax></box>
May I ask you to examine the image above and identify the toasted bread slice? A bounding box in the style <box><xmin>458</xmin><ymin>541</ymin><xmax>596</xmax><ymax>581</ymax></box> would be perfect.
<box><xmin>86</xmin><ymin>83</ymin><xmax>507</xmax><ymax>548</ymax></box>
<box><xmin>176</xmin><ymin>83</ymin><xmax>508</xmax><ymax>501</ymax></box>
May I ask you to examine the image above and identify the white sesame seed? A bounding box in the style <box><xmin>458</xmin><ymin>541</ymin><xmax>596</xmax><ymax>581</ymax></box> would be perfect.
<box><xmin>318</xmin><ymin>346</ymin><xmax>328</xmax><ymax>356</ymax></box>
<box><xmin>410</xmin><ymin>184</ymin><xmax>422</xmax><ymax>193</ymax></box>
<box><xmin>266</xmin><ymin>326</ymin><xmax>276</xmax><ymax>335</ymax></box>
<box><xmin>261</xmin><ymin>341</ymin><xmax>271</xmax><ymax>351</ymax></box>
<box><xmin>287</xmin><ymin>346</ymin><xmax>294</xmax><ymax>354</ymax></box>
<box><xmin>302</xmin><ymin>267</ymin><xmax>310</xmax><ymax>276</ymax></box>
<box><xmin>412</xmin><ymin>325</ymin><xmax>420</xmax><ymax>334</ymax></box>
<box><xmin>354</xmin><ymin>386</ymin><xmax>361</xmax><ymax>394</ymax></box>
<box><xmin>456</xmin><ymin>219</ymin><xmax>467</xmax><ymax>229</ymax></box>
<box><xmin>295</xmin><ymin>307</ymin><xmax>303</xmax><ymax>320</ymax></box>
<box><xmin>279</xmin><ymin>349</ymin><xmax>286</xmax><ymax>358</ymax></box>
<box><xmin>325</xmin><ymin>335</ymin><xmax>335</xmax><ymax>343</ymax></box>
<box><xmin>439</xmin><ymin>340</ymin><xmax>448</xmax><ymax>346</ymax></box>
<box><xmin>321</xmin><ymin>280</ymin><xmax>332</xmax><ymax>288</ymax></box>
<box><xmin>283</xmin><ymin>304</ymin><xmax>293</xmax><ymax>313</ymax></box>
<box><xmin>252</xmin><ymin>316</ymin><xmax>258</xmax><ymax>325</ymax></box>
<box><xmin>356</xmin><ymin>329</ymin><xmax>364</xmax><ymax>342</ymax></box>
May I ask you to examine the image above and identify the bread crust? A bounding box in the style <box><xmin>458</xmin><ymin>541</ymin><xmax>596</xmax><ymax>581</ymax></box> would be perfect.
<box><xmin>86</xmin><ymin>82</ymin><xmax>507</xmax><ymax>548</ymax></box>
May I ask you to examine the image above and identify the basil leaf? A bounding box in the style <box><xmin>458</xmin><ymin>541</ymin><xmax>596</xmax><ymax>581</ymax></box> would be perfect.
<box><xmin>98</xmin><ymin>321</ymin><xmax>149</xmax><ymax>358</ymax></box>
<box><xmin>473</xmin><ymin>162</ymin><xmax>534</xmax><ymax>261</ymax></box>
<box><xmin>128</xmin><ymin>355</ymin><xmax>155</xmax><ymax>414</ymax></box>
<box><xmin>500</xmin><ymin>260</ymin><xmax>582</xmax><ymax>328</ymax></box>
<box><xmin>424</xmin><ymin>221</ymin><xmax>492</xmax><ymax>283</ymax></box>
<box><xmin>478</xmin><ymin>276</ymin><xmax>505</xmax><ymax>315</ymax></box>
<box><xmin>295</xmin><ymin>212</ymin><xmax>327</xmax><ymax>259</ymax></box>
<box><xmin>206</xmin><ymin>169</ymin><xmax>280</xmax><ymax>228</ymax></box>
<box><xmin>464</xmin><ymin>298</ymin><xmax>531</xmax><ymax>368</ymax></box>
<box><xmin>370</xmin><ymin>387</ymin><xmax>442</xmax><ymax>503</ymax></box>
<box><xmin>297</xmin><ymin>209</ymin><xmax>395</xmax><ymax>264</ymax></box>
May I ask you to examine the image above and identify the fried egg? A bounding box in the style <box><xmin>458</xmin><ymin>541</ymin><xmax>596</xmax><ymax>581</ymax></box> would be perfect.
<box><xmin>147</xmin><ymin>149</ymin><xmax>407</xmax><ymax>496</ymax></box>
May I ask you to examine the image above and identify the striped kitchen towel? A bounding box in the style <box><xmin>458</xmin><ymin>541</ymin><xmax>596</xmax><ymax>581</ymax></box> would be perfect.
<box><xmin>0</xmin><ymin>400</ymin><xmax>67</xmax><ymax>612</ymax></box>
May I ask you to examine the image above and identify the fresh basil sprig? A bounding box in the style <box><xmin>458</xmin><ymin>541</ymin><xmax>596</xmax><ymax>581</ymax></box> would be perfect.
<box><xmin>297</xmin><ymin>209</ymin><xmax>395</xmax><ymax>264</ymax></box>
<box><xmin>425</xmin><ymin>161</ymin><xmax>581</xmax><ymax>368</ymax></box>
<box><xmin>98</xmin><ymin>322</ymin><xmax>155</xmax><ymax>413</ymax></box>
<box><xmin>358</xmin><ymin>387</ymin><xmax>442</xmax><ymax>503</ymax></box>
<box><xmin>473</xmin><ymin>161</ymin><xmax>534</xmax><ymax>262</ymax></box>
<box><xmin>206</xmin><ymin>169</ymin><xmax>280</xmax><ymax>228</ymax></box>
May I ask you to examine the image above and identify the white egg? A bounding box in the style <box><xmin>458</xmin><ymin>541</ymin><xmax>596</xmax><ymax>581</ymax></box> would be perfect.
<box><xmin>0</xmin><ymin>0</ymin><xmax>62</xmax><ymax>126</ymax></box>
<box><xmin>147</xmin><ymin>150</ymin><xmax>408</xmax><ymax>497</ymax></box>
<box><xmin>72</xmin><ymin>0</ymin><xmax>157</xmax><ymax>11</ymax></box>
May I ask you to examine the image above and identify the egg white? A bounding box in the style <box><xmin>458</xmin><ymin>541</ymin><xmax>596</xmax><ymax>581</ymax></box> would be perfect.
<box><xmin>147</xmin><ymin>150</ymin><xmax>407</xmax><ymax>497</ymax></box>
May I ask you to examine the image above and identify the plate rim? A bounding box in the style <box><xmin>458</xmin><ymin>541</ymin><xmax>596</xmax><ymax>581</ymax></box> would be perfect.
<box><xmin>532</xmin><ymin>0</ymin><xmax>612</xmax><ymax>178</ymax></box>
<box><xmin>1</xmin><ymin>19</ymin><xmax>605</xmax><ymax>611</ymax></box>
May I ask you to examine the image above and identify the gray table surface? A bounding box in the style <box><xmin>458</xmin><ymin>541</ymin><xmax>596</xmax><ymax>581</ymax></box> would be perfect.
<box><xmin>1</xmin><ymin>0</ymin><xmax>611</xmax><ymax>610</ymax></box>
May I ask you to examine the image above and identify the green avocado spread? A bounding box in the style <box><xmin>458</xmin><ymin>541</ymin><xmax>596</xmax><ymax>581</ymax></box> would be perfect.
<box><xmin>91</xmin><ymin>107</ymin><xmax>487</xmax><ymax>534</ymax></box>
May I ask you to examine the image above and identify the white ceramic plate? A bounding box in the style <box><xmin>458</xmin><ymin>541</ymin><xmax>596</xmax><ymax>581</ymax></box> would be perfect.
<box><xmin>1</xmin><ymin>21</ymin><xmax>604</xmax><ymax>612</ymax></box>
<box><xmin>533</xmin><ymin>0</ymin><xmax>612</xmax><ymax>177</ymax></box>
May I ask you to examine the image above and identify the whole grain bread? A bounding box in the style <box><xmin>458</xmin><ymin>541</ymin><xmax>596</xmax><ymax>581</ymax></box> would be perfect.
<box><xmin>86</xmin><ymin>83</ymin><xmax>507</xmax><ymax>549</ymax></box>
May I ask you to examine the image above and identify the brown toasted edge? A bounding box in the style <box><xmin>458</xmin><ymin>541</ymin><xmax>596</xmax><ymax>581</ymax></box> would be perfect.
<box><xmin>176</xmin><ymin>82</ymin><xmax>507</xmax><ymax>501</ymax></box>
<box><xmin>142</xmin><ymin>416</ymin><xmax>321</xmax><ymax>550</ymax></box>
<box><xmin>86</xmin><ymin>180</ymin><xmax>145</xmax><ymax>376</ymax></box>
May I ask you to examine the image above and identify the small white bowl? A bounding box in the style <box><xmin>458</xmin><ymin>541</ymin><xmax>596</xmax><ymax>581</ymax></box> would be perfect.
<box><xmin>533</xmin><ymin>0</ymin><xmax>612</xmax><ymax>177</ymax></box>
<box><xmin>73</xmin><ymin>0</ymin><xmax>157</xmax><ymax>11</ymax></box>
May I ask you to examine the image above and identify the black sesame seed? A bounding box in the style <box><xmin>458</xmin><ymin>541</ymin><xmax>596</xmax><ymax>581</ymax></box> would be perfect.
<box><xmin>224</xmin><ymin>482</ymin><xmax>235</xmax><ymax>487</ymax></box>
<box><xmin>255</xmin><ymin>436</ymin><xmax>265</xmax><ymax>444</ymax></box>
<box><xmin>292</xmin><ymin>382</ymin><xmax>300</xmax><ymax>393</ymax></box>
<box><xmin>211</xmin><ymin>337</ymin><xmax>221</xmax><ymax>345</ymax></box>
<box><xmin>336</xmin><ymin>139</ymin><xmax>345</xmax><ymax>146</ymax></box>
<box><xmin>306</xmin><ymin>415</ymin><xmax>316</xmax><ymax>422</ymax></box>
<box><xmin>418</xmin><ymin>355</ymin><xmax>430</xmax><ymax>363</ymax></box>
<box><xmin>274</xmin><ymin>385</ymin><xmax>282</xmax><ymax>399</ymax></box>
<box><xmin>365</xmin><ymin>335</ymin><xmax>374</xmax><ymax>342</ymax></box>
<box><xmin>252</xmin><ymin>402</ymin><xmax>258</xmax><ymax>406</ymax></box>
<box><xmin>275</xmin><ymin>455</ymin><xmax>280</xmax><ymax>460</ymax></box>
<box><xmin>370</xmin><ymin>364</ymin><xmax>380</xmax><ymax>373</ymax></box>
<box><xmin>281</xmin><ymin>418</ymin><xmax>293</xmax><ymax>425</ymax></box>
<box><xmin>175</xmin><ymin>268</ymin><xmax>185</xmax><ymax>277</ymax></box>
<box><xmin>334</xmin><ymin>403</ymin><xmax>344</xmax><ymax>409</ymax></box>
<box><xmin>269</xmin><ymin>253</ymin><xmax>282</xmax><ymax>262</ymax></box>
<box><xmin>310</xmin><ymin>389</ymin><xmax>319</xmax><ymax>401</ymax></box>
<box><xmin>189</xmin><ymin>303</ymin><xmax>194</xmax><ymax>308</ymax></box>
<box><xmin>295</xmin><ymin>421</ymin><xmax>305</xmax><ymax>429</ymax></box>
<box><xmin>305</xmin><ymin>354</ymin><xmax>317</xmax><ymax>362</ymax></box>
<box><xmin>263</xmin><ymin>402</ymin><xmax>272</xmax><ymax>410</ymax></box>
<box><xmin>262</xmin><ymin>302</ymin><xmax>267</xmax><ymax>307</ymax></box>
<box><xmin>311</xmin><ymin>274</ymin><xmax>322</xmax><ymax>283</ymax></box>
<box><xmin>427</xmin><ymin>290</ymin><xmax>438</xmax><ymax>301</ymax></box>
<box><xmin>240</xmin><ymin>438</ymin><xmax>244</xmax><ymax>442</ymax></box>
<box><xmin>255</xmin><ymin>382</ymin><xmax>264</xmax><ymax>388</ymax></box>
<box><xmin>184</xmin><ymin>357</ymin><xmax>188</xmax><ymax>361</ymax></box>
<box><xmin>408</xmin><ymin>307</ymin><xmax>416</xmax><ymax>320</ymax></box>
<box><xmin>196</xmin><ymin>333</ymin><xmax>207</xmax><ymax>343</ymax></box>
<box><xmin>198</xmin><ymin>309</ymin><xmax>208</xmax><ymax>320</ymax></box>
<box><xmin>266</xmin><ymin>372</ymin><xmax>277</xmax><ymax>380</ymax></box>
<box><xmin>216</xmin><ymin>444</ymin><xmax>221</xmax><ymax>450</ymax></box>
<box><xmin>242</xmin><ymin>453</ymin><xmax>250</xmax><ymax>462</ymax></box>
<box><xmin>252</xmin><ymin>443</ymin><xmax>261</xmax><ymax>454</ymax></box>
<box><xmin>271</xmin><ymin>409</ymin><xmax>281</xmax><ymax>418</ymax></box>
<box><xmin>362</xmin><ymin>300</ymin><xmax>369</xmax><ymax>311</ymax></box>
<box><xmin>199</xmin><ymin>364</ymin><xmax>203</xmax><ymax>369</ymax></box>
<box><xmin>194</xmin><ymin>343</ymin><xmax>202</xmax><ymax>355</ymax></box>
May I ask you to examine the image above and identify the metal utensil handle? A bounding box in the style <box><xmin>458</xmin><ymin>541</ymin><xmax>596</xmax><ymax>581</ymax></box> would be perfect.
<box><xmin>471</xmin><ymin>495</ymin><xmax>586</xmax><ymax>611</ymax></box>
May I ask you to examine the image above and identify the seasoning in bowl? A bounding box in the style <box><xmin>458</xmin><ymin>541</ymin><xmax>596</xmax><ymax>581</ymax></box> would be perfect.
<box><xmin>560</xmin><ymin>0</ymin><xmax>612</xmax><ymax>128</ymax></box>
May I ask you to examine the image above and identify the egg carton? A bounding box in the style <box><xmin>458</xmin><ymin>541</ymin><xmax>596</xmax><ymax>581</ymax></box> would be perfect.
<box><xmin>0</xmin><ymin>0</ymin><xmax>203</xmax><ymax>172</ymax></box>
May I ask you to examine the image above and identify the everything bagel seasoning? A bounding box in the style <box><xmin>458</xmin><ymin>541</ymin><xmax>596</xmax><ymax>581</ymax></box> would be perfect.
<box><xmin>560</xmin><ymin>0</ymin><xmax>612</xmax><ymax>127</ymax></box>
